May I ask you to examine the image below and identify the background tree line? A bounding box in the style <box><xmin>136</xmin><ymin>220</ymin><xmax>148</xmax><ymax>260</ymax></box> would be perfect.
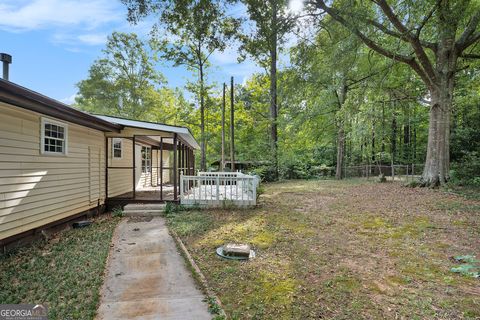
<box><xmin>75</xmin><ymin>0</ymin><xmax>480</xmax><ymax>187</ymax></box>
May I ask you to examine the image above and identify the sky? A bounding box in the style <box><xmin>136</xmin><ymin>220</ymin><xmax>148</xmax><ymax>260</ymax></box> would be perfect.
<box><xmin>0</xmin><ymin>0</ymin><xmax>268</xmax><ymax>104</ymax></box>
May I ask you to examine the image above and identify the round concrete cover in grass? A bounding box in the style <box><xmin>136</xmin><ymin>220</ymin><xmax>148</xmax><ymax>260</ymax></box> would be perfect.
<box><xmin>216</xmin><ymin>246</ymin><xmax>255</xmax><ymax>260</ymax></box>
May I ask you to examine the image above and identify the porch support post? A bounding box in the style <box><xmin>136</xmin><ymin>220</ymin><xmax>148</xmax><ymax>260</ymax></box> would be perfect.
<box><xmin>160</xmin><ymin>137</ymin><xmax>163</xmax><ymax>201</ymax></box>
<box><xmin>177</xmin><ymin>141</ymin><xmax>181</xmax><ymax>188</ymax></box>
<box><xmin>181</xmin><ymin>143</ymin><xmax>185</xmax><ymax>176</ymax></box>
<box><xmin>188</xmin><ymin>147</ymin><xmax>191</xmax><ymax>189</ymax></box>
<box><xmin>189</xmin><ymin>147</ymin><xmax>192</xmax><ymax>175</ymax></box>
<box><xmin>105</xmin><ymin>137</ymin><xmax>108</xmax><ymax>200</ymax></box>
<box><xmin>132</xmin><ymin>135</ymin><xmax>136</xmax><ymax>199</ymax></box>
<box><xmin>192</xmin><ymin>149</ymin><xmax>195</xmax><ymax>175</ymax></box>
<box><xmin>190</xmin><ymin>148</ymin><xmax>193</xmax><ymax>175</ymax></box>
<box><xmin>173</xmin><ymin>133</ymin><xmax>178</xmax><ymax>201</ymax></box>
<box><xmin>185</xmin><ymin>146</ymin><xmax>189</xmax><ymax>176</ymax></box>
<box><xmin>150</xmin><ymin>147</ymin><xmax>153</xmax><ymax>187</ymax></box>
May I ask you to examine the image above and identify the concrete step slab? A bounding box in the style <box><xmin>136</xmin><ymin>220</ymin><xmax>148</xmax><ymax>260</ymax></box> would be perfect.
<box><xmin>124</xmin><ymin>204</ymin><xmax>166</xmax><ymax>210</ymax></box>
<box><xmin>124</xmin><ymin>211</ymin><xmax>164</xmax><ymax>217</ymax></box>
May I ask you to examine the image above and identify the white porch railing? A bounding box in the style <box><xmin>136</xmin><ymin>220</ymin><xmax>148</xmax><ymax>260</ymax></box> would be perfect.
<box><xmin>180</xmin><ymin>172</ymin><xmax>259</xmax><ymax>207</ymax></box>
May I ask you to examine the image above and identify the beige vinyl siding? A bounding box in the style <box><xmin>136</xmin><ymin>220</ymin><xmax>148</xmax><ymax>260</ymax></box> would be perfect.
<box><xmin>160</xmin><ymin>150</ymin><xmax>170</xmax><ymax>183</ymax></box>
<box><xmin>152</xmin><ymin>149</ymin><xmax>158</xmax><ymax>186</ymax></box>
<box><xmin>0</xmin><ymin>102</ymin><xmax>105</xmax><ymax>240</ymax></box>
<box><xmin>107</xmin><ymin>138</ymin><xmax>133</xmax><ymax>197</ymax></box>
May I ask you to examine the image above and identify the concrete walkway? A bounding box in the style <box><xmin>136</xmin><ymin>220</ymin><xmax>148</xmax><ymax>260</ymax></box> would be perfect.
<box><xmin>96</xmin><ymin>217</ymin><xmax>212</xmax><ymax>320</ymax></box>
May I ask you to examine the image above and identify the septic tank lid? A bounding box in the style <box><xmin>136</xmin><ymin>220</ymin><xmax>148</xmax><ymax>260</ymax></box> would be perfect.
<box><xmin>216</xmin><ymin>244</ymin><xmax>255</xmax><ymax>260</ymax></box>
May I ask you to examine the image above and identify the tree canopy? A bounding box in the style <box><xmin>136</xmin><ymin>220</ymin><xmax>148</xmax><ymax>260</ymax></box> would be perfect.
<box><xmin>74</xmin><ymin>0</ymin><xmax>480</xmax><ymax>187</ymax></box>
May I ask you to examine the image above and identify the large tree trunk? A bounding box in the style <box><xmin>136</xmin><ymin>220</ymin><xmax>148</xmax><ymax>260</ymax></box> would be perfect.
<box><xmin>421</xmin><ymin>85</ymin><xmax>453</xmax><ymax>186</ymax></box>
<box><xmin>199</xmin><ymin>64</ymin><xmax>206</xmax><ymax>171</ymax></box>
<box><xmin>269</xmin><ymin>1</ymin><xmax>278</xmax><ymax>180</ymax></box>
<box><xmin>421</xmin><ymin>18</ymin><xmax>457</xmax><ymax>187</ymax></box>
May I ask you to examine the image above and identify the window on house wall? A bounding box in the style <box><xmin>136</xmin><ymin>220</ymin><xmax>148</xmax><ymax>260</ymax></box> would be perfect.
<box><xmin>112</xmin><ymin>138</ymin><xmax>122</xmax><ymax>159</ymax></box>
<box><xmin>41</xmin><ymin>118</ymin><xmax>68</xmax><ymax>155</ymax></box>
<box><xmin>141</xmin><ymin>146</ymin><xmax>151</xmax><ymax>173</ymax></box>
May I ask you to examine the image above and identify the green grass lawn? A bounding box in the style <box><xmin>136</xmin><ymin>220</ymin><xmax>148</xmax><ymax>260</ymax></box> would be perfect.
<box><xmin>0</xmin><ymin>215</ymin><xmax>120</xmax><ymax>319</ymax></box>
<box><xmin>167</xmin><ymin>179</ymin><xmax>480</xmax><ymax>320</ymax></box>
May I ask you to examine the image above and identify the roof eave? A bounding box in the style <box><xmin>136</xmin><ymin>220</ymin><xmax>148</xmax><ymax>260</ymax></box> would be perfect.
<box><xmin>0</xmin><ymin>79</ymin><xmax>122</xmax><ymax>132</ymax></box>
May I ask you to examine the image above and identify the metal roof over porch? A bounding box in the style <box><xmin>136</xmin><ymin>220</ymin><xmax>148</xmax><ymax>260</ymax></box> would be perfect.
<box><xmin>95</xmin><ymin>114</ymin><xmax>200</xmax><ymax>150</ymax></box>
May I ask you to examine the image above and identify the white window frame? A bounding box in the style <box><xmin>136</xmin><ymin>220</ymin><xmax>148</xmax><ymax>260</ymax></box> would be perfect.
<box><xmin>40</xmin><ymin>117</ymin><xmax>68</xmax><ymax>156</ymax></box>
<box><xmin>112</xmin><ymin>138</ymin><xmax>123</xmax><ymax>160</ymax></box>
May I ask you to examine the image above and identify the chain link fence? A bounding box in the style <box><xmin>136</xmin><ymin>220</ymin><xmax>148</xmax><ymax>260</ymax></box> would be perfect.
<box><xmin>344</xmin><ymin>164</ymin><xmax>424</xmax><ymax>181</ymax></box>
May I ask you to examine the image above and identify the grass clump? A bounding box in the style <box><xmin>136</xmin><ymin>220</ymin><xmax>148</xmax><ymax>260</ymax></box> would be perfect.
<box><xmin>166</xmin><ymin>210</ymin><xmax>213</xmax><ymax>237</ymax></box>
<box><xmin>0</xmin><ymin>216</ymin><xmax>120</xmax><ymax>319</ymax></box>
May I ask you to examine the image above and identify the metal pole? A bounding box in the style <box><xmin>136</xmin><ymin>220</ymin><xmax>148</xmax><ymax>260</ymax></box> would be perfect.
<box><xmin>0</xmin><ymin>53</ymin><xmax>12</xmax><ymax>81</ymax></box>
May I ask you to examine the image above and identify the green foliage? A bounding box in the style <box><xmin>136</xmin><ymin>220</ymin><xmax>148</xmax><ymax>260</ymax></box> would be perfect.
<box><xmin>450</xmin><ymin>152</ymin><xmax>480</xmax><ymax>186</ymax></box>
<box><xmin>164</xmin><ymin>202</ymin><xmax>186</xmax><ymax>215</ymax></box>
<box><xmin>112</xmin><ymin>206</ymin><xmax>124</xmax><ymax>217</ymax></box>
<box><xmin>0</xmin><ymin>217</ymin><xmax>120</xmax><ymax>319</ymax></box>
<box><xmin>166</xmin><ymin>210</ymin><xmax>213</xmax><ymax>237</ymax></box>
<box><xmin>75</xmin><ymin>32</ymin><xmax>166</xmax><ymax>120</ymax></box>
<box><xmin>250</xmin><ymin>165</ymin><xmax>277</xmax><ymax>182</ymax></box>
<box><xmin>256</xmin><ymin>184</ymin><xmax>265</xmax><ymax>201</ymax></box>
<box><xmin>451</xmin><ymin>255</ymin><xmax>480</xmax><ymax>278</ymax></box>
<box><xmin>204</xmin><ymin>296</ymin><xmax>223</xmax><ymax>315</ymax></box>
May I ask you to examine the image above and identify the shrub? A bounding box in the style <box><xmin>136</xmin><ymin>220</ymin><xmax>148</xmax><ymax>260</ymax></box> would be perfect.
<box><xmin>164</xmin><ymin>202</ymin><xmax>186</xmax><ymax>215</ymax></box>
<box><xmin>450</xmin><ymin>151</ymin><xmax>480</xmax><ymax>186</ymax></box>
<box><xmin>251</xmin><ymin>165</ymin><xmax>277</xmax><ymax>182</ymax></box>
<box><xmin>112</xmin><ymin>206</ymin><xmax>124</xmax><ymax>217</ymax></box>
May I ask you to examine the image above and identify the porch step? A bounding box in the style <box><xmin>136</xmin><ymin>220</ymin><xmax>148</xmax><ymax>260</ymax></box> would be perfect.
<box><xmin>123</xmin><ymin>203</ymin><xmax>166</xmax><ymax>217</ymax></box>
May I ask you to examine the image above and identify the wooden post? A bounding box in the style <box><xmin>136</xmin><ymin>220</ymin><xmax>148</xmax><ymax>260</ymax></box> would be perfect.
<box><xmin>178</xmin><ymin>142</ymin><xmax>182</xmax><ymax>187</ymax></box>
<box><xmin>150</xmin><ymin>146</ymin><xmax>153</xmax><ymax>187</ymax></box>
<box><xmin>192</xmin><ymin>149</ymin><xmax>195</xmax><ymax>175</ymax></box>
<box><xmin>160</xmin><ymin>137</ymin><xmax>163</xmax><ymax>201</ymax></box>
<box><xmin>230</xmin><ymin>77</ymin><xmax>235</xmax><ymax>172</ymax></box>
<box><xmin>173</xmin><ymin>134</ymin><xmax>177</xmax><ymax>201</ymax></box>
<box><xmin>185</xmin><ymin>147</ymin><xmax>189</xmax><ymax>189</ymax></box>
<box><xmin>221</xmin><ymin>83</ymin><xmax>226</xmax><ymax>171</ymax></box>
<box><xmin>105</xmin><ymin>137</ymin><xmax>108</xmax><ymax>200</ymax></box>
<box><xmin>182</xmin><ymin>144</ymin><xmax>186</xmax><ymax>175</ymax></box>
<box><xmin>132</xmin><ymin>135</ymin><xmax>136</xmax><ymax>199</ymax></box>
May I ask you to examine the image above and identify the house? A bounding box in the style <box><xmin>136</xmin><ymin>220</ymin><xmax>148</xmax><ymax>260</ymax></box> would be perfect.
<box><xmin>0</xmin><ymin>78</ymin><xmax>199</xmax><ymax>249</ymax></box>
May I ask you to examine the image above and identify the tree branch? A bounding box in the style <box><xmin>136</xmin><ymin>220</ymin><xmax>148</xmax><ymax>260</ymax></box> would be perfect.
<box><xmin>457</xmin><ymin>10</ymin><xmax>480</xmax><ymax>50</ymax></box>
<box><xmin>374</xmin><ymin>0</ymin><xmax>437</xmax><ymax>82</ymax></box>
<box><xmin>313</xmin><ymin>0</ymin><xmax>433</xmax><ymax>88</ymax></box>
<box><xmin>415</xmin><ymin>0</ymin><xmax>440</xmax><ymax>38</ymax></box>
<box><xmin>460</xmin><ymin>53</ymin><xmax>480</xmax><ymax>59</ymax></box>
